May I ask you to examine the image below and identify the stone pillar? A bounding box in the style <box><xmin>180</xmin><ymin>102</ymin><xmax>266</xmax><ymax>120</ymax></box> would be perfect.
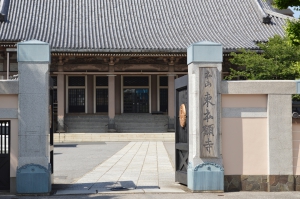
<box><xmin>267</xmin><ymin>94</ymin><xmax>293</xmax><ymax>191</ymax></box>
<box><xmin>16</xmin><ymin>40</ymin><xmax>51</xmax><ymax>194</ymax></box>
<box><xmin>168</xmin><ymin>75</ymin><xmax>175</xmax><ymax>131</ymax></box>
<box><xmin>187</xmin><ymin>41</ymin><xmax>224</xmax><ymax>192</ymax></box>
<box><xmin>108</xmin><ymin>75</ymin><xmax>116</xmax><ymax>132</ymax></box>
<box><xmin>57</xmin><ymin>74</ymin><xmax>65</xmax><ymax>132</ymax></box>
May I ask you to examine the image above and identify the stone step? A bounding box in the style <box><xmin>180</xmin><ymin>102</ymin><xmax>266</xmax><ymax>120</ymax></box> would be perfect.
<box><xmin>64</xmin><ymin>114</ymin><xmax>169</xmax><ymax>133</ymax></box>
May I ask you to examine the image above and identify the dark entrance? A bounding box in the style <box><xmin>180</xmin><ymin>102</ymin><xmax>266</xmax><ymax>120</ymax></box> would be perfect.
<box><xmin>175</xmin><ymin>75</ymin><xmax>188</xmax><ymax>185</ymax></box>
<box><xmin>68</xmin><ymin>76</ymin><xmax>85</xmax><ymax>113</ymax></box>
<box><xmin>123</xmin><ymin>89</ymin><xmax>149</xmax><ymax>113</ymax></box>
<box><xmin>0</xmin><ymin>121</ymin><xmax>10</xmax><ymax>190</ymax></box>
<box><xmin>49</xmin><ymin>79</ymin><xmax>54</xmax><ymax>174</ymax></box>
<box><xmin>96</xmin><ymin>89</ymin><xmax>108</xmax><ymax>112</ymax></box>
<box><xmin>159</xmin><ymin>89</ymin><xmax>168</xmax><ymax>112</ymax></box>
<box><xmin>68</xmin><ymin>89</ymin><xmax>85</xmax><ymax>112</ymax></box>
<box><xmin>96</xmin><ymin>76</ymin><xmax>108</xmax><ymax>112</ymax></box>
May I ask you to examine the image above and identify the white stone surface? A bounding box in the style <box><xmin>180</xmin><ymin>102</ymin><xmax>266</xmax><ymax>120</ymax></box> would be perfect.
<box><xmin>268</xmin><ymin>94</ymin><xmax>293</xmax><ymax>175</ymax></box>
<box><xmin>18</xmin><ymin>63</ymin><xmax>49</xmax><ymax>94</ymax></box>
<box><xmin>188</xmin><ymin>62</ymin><xmax>223</xmax><ymax>167</ymax></box>
<box><xmin>61</xmin><ymin>142</ymin><xmax>183</xmax><ymax>193</ymax></box>
<box><xmin>0</xmin><ymin>108</ymin><xmax>18</xmax><ymax>118</ymax></box>
<box><xmin>0</xmin><ymin>80</ymin><xmax>18</xmax><ymax>94</ymax></box>
<box><xmin>54</xmin><ymin>133</ymin><xmax>175</xmax><ymax>142</ymax></box>
<box><xmin>221</xmin><ymin>80</ymin><xmax>296</xmax><ymax>94</ymax></box>
<box><xmin>18</xmin><ymin>61</ymin><xmax>50</xmax><ymax>169</ymax></box>
<box><xmin>222</xmin><ymin>107</ymin><xmax>267</xmax><ymax>118</ymax></box>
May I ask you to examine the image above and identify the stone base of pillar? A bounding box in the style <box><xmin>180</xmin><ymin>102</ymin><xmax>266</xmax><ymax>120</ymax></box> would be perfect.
<box><xmin>16</xmin><ymin>163</ymin><xmax>51</xmax><ymax>194</ymax></box>
<box><xmin>108</xmin><ymin>118</ymin><xmax>116</xmax><ymax>132</ymax></box>
<box><xmin>188</xmin><ymin>163</ymin><xmax>224</xmax><ymax>192</ymax></box>
<box><xmin>167</xmin><ymin>117</ymin><xmax>175</xmax><ymax>132</ymax></box>
<box><xmin>224</xmin><ymin>175</ymin><xmax>295</xmax><ymax>192</ymax></box>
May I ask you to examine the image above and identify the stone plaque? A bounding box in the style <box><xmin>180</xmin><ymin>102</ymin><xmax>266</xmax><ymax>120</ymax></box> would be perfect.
<box><xmin>199</xmin><ymin>68</ymin><xmax>218</xmax><ymax>158</ymax></box>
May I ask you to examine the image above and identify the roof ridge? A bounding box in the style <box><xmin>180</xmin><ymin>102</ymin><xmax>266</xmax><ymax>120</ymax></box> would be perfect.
<box><xmin>264</xmin><ymin>9</ymin><xmax>295</xmax><ymax>20</ymax></box>
<box><xmin>256</xmin><ymin>0</ymin><xmax>295</xmax><ymax>20</ymax></box>
<box><xmin>252</xmin><ymin>0</ymin><xmax>267</xmax><ymax>18</ymax></box>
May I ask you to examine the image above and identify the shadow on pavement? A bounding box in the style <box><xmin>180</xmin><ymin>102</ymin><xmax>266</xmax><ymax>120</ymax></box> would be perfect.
<box><xmin>54</xmin><ymin>144</ymin><xmax>78</xmax><ymax>148</ymax></box>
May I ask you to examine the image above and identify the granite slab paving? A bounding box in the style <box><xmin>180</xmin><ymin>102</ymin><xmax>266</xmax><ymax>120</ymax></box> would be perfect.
<box><xmin>55</xmin><ymin>141</ymin><xmax>184</xmax><ymax>195</ymax></box>
<box><xmin>53</xmin><ymin>142</ymin><xmax>129</xmax><ymax>185</ymax></box>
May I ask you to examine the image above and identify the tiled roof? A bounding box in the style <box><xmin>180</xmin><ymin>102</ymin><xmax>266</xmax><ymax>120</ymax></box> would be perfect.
<box><xmin>0</xmin><ymin>0</ymin><xmax>293</xmax><ymax>52</ymax></box>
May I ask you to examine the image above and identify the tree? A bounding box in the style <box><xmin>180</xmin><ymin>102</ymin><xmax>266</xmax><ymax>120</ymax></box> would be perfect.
<box><xmin>226</xmin><ymin>35</ymin><xmax>300</xmax><ymax>80</ymax></box>
<box><xmin>273</xmin><ymin>0</ymin><xmax>300</xmax><ymax>9</ymax></box>
<box><xmin>226</xmin><ymin>35</ymin><xmax>300</xmax><ymax>100</ymax></box>
<box><xmin>285</xmin><ymin>19</ymin><xmax>300</xmax><ymax>46</ymax></box>
<box><xmin>272</xmin><ymin>1</ymin><xmax>300</xmax><ymax>46</ymax></box>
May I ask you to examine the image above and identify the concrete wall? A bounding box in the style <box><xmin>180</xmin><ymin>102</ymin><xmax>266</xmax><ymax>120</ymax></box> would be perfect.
<box><xmin>222</xmin><ymin>94</ymin><xmax>268</xmax><ymax>175</ymax></box>
<box><xmin>292</xmin><ymin>121</ymin><xmax>300</xmax><ymax>175</ymax></box>
<box><xmin>221</xmin><ymin>80</ymin><xmax>295</xmax><ymax>192</ymax></box>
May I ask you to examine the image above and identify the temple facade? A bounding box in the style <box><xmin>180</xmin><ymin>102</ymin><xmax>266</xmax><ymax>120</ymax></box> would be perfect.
<box><xmin>0</xmin><ymin>0</ymin><xmax>294</xmax><ymax>132</ymax></box>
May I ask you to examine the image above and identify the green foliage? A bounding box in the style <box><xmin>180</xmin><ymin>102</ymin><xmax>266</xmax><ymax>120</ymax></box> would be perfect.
<box><xmin>272</xmin><ymin>1</ymin><xmax>300</xmax><ymax>47</ymax></box>
<box><xmin>272</xmin><ymin>0</ymin><xmax>300</xmax><ymax>9</ymax></box>
<box><xmin>227</xmin><ymin>35</ymin><xmax>300</xmax><ymax>80</ymax></box>
<box><xmin>285</xmin><ymin>19</ymin><xmax>300</xmax><ymax>46</ymax></box>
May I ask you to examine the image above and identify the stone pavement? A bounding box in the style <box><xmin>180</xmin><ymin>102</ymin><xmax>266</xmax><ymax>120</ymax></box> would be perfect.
<box><xmin>55</xmin><ymin>142</ymin><xmax>185</xmax><ymax>195</ymax></box>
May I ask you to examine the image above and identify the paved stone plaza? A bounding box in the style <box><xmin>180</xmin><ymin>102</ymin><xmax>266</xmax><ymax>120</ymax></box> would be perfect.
<box><xmin>54</xmin><ymin>142</ymin><xmax>184</xmax><ymax>195</ymax></box>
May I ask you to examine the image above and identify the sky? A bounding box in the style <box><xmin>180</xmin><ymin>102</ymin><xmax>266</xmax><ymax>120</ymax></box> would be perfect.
<box><xmin>291</xmin><ymin>7</ymin><xmax>300</xmax><ymax>18</ymax></box>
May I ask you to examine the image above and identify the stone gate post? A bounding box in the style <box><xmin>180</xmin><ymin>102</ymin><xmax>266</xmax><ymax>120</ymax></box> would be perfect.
<box><xmin>187</xmin><ymin>41</ymin><xmax>224</xmax><ymax>192</ymax></box>
<box><xmin>16</xmin><ymin>40</ymin><xmax>51</xmax><ymax>194</ymax></box>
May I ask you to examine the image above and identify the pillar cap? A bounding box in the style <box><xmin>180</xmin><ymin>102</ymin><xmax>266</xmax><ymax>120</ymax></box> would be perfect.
<box><xmin>17</xmin><ymin>40</ymin><xmax>51</xmax><ymax>63</ymax></box>
<box><xmin>187</xmin><ymin>41</ymin><xmax>223</xmax><ymax>65</ymax></box>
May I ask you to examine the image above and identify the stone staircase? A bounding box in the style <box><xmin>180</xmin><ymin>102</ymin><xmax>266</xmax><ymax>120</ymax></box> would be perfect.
<box><xmin>115</xmin><ymin>113</ymin><xmax>169</xmax><ymax>133</ymax></box>
<box><xmin>64</xmin><ymin>114</ymin><xmax>108</xmax><ymax>133</ymax></box>
<box><xmin>64</xmin><ymin>113</ymin><xmax>169</xmax><ymax>133</ymax></box>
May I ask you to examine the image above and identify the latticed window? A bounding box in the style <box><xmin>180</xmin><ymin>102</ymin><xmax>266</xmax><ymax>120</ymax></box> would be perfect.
<box><xmin>160</xmin><ymin>76</ymin><xmax>168</xmax><ymax>86</ymax></box>
<box><xmin>51</xmin><ymin>76</ymin><xmax>57</xmax><ymax>86</ymax></box>
<box><xmin>160</xmin><ymin>89</ymin><xmax>168</xmax><ymax>112</ymax></box>
<box><xmin>124</xmin><ymin>76</ymin><xmax>149</xmax><ymax>86</ymax></box>
<box><xmin>96</xmin><ymin>89</ymin><xmax>108</xmax><ymax>112</ymax></box>
<box><xmin>68</xmin><ymin>89</ymin><xmax>85</xmax><ymax>112</ymax></box>
<box><xmin>96</xmin><ymin>76</ymin><xmax>108</xmax><ymax>86</ymax></box>
<box><xmin>68</xmin><ymin>76</ymin><xmax>85</xmax><ymax>113</ymax></box>
<box><xmin>68</xmin><ymin>76</ymin><xmax>85</xmax><ymax>86</ymax></box>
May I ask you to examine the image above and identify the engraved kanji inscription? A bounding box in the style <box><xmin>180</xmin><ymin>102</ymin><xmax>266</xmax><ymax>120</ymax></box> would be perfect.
<box><xmin>205</xmin><ymin>80</ymin><xmax>212</xmax><ymax>87</ymax></box>
<box><xmin>204</xmin><ymin>137</ymin><xmax>213</xmax><ymax>153</ymax></box>
<box><xmin>202</xmin><ymin>124</ymin><xmax>214</xmax><ymax>136</ymax></box>
<box><xmin>203</xmin><ymin>109</ymin><xmax>213</xmax><ymax>122</ymax></box>
<box><xmin>205</xmin><ymin>71</ymin><xmax>212</xmax><ymax>79</ymax></box>
<box><xmin>203</xmin><ymin>92</ymin><xmax>215</xmax><ymax>107</ymax></box>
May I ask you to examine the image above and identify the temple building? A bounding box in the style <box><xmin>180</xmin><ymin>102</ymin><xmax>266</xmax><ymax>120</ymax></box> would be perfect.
<box><xmin>0</xmin><ymin>0</ymin><xmax>294</xmax><ymax>132</ymax></box>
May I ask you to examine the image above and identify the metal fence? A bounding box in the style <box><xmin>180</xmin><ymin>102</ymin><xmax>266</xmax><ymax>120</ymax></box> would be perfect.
<box><xmin>0</xmin><ymin>121</ymin><xmax>10</xmax><ymax>154</ymax></box>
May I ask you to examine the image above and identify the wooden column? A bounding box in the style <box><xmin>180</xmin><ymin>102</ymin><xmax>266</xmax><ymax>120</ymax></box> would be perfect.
<box><xmin>57</xmin><ymin>74</ymin><xmax>65</xmax><ymax>132</ymax></box>
<box><xmin>107</xmin><ymin>60</ymin><xmax>117</xmax><ymax>132</ymax></box>
<box><xmin>168</xmin><ymin>75</ymin><xmax>175</xmax><ymax>131</ymax></box>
